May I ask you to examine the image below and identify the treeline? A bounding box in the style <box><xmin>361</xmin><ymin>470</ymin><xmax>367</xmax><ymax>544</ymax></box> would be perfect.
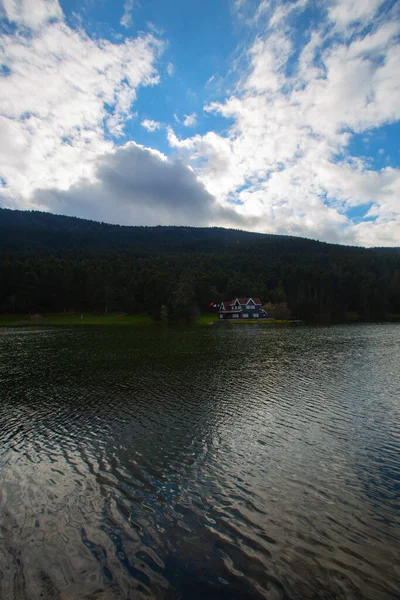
<box><xmin>0</xmin><ymin>208</ymin><xmax>399</xmax><ymax>322</ymax></box>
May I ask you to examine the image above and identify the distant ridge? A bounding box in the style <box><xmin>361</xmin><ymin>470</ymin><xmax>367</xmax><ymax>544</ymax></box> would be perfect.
<box><xmin>1</xmin><ymin>207</ymin><xmax>398</xmax><ymax>254</ymax></box>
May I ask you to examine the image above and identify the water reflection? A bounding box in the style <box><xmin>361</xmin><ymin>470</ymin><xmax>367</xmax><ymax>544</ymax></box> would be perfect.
<box><xmin>0</xmin><ymin>324</ymin><xmax>399</xmax><ymax>599</ymax></box>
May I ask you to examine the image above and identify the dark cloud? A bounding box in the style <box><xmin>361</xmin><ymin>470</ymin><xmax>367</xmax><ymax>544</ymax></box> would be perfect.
<box><xmin>35</xmin><ymin>142</ymin><xmax>244</xmax><ymax>227</ymax></box>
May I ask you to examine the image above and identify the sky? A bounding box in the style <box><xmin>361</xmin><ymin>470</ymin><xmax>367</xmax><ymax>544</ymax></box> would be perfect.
<box><xmin>0</xmin><ymin>0</ymin><xmax>399</xmax><ymax>247</ymax></box>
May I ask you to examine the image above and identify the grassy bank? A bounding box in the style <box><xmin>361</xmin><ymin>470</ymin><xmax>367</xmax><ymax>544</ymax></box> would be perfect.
<box><xmin>3</xmin><ymin>312</ymin><xmax>396</xmax><ymax>328</ymax></box>
<box><xmin>0</xmin><ymin>313</ymin><xmax>216</xmax><ymax>327</ymax></box>
<box><xmin>0</xmin><ymin>312</ymin><xmax>294</xmax><ymax>328</ymax></box>
<box><xmin>0</xmin><ymin>314</ymin><xmax>153</xmax><ymax>327</ymax></box>
<box><xmin>194</xmin><ymin>314</ymin><xmax>219</xmax><ymax>325</ymax></box>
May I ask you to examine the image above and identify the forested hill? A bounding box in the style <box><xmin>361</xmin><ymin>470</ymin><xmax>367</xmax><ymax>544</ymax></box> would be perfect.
<box><xmin>2</xmin><ymin>207</ymin><xmax>398</xmax><ymax>255</ymax></box>
<box><xmin>0</xmin><ymin>208</ymin><xmax>266</xmax><ymax>252</ymax></box>
<box><xmin>0</xmin><ymin>207</ymin><xmax>355</xmax><ymax>254</ymax></box>
<box><xmin>0</xmin><ymin>207</ymin><xmax>399</xmax><ymax>322</ymax></box>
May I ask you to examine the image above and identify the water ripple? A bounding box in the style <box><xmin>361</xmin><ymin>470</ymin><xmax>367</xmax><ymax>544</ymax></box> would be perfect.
<box><xmin>0</xmin><ymin>324</ymin><xmax>399</xmax><ymax>599</ymax></box>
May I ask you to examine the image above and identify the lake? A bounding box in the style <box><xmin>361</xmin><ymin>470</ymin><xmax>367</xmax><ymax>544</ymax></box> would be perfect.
<box><xmin>0</xmin><ymin>324</ymin><xmax>399</xmax><ymax>599</ymax></box>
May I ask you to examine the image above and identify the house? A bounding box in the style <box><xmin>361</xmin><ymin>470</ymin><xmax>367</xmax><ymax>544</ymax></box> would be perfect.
<box><xmin>218</xmin><ymin>297</ymin><xmax>268</xmax><ymax>320</ymax></box>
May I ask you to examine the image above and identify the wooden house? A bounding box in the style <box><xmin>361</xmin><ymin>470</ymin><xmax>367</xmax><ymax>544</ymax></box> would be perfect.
<box><xmin>218</xmin><ymin>297</ymin><xmax>268</xmax><ymax>320</ymax></box>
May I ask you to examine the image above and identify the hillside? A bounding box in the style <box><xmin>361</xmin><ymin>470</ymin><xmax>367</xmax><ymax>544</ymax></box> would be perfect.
<box><xmin>2</xmin><ymin>207</ymin><xmax>396</xmax><ymax>255</ymax></box>
<box><xmin>0</xmin><ymin>207</ymin><xmax>399</xmax><ymax>322</ymax></box>
<box><xmin>0</xmin><ymin>208</ymin><xmax>265</xmax><ymax>253</ymax></box>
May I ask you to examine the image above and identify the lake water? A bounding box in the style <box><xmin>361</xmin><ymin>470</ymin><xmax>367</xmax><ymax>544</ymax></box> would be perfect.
<box><xmin>0</xmin><ymin>324</ymin><xmax>399</xmax><ymax>600</ymax></box>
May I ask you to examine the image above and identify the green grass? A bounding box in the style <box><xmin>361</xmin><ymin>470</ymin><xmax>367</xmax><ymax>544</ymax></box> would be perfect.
<box><xmin>194</xmin><ymin>313</ymin><xmax>219</xmax><ymax>325</ymax></box>
<box><xmin>0</xmin><ymin>313</ymin><xmax>153</xmax><ymax>327</ymax></box>
<box><xmin>0</xmin><ymin>313</ymin><xmax>301</xmax><ymax>327</ymax></box>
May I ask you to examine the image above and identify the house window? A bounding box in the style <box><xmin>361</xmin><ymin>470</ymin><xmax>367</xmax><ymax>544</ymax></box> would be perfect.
<box><xmin>243</xmin><ymin>313</ymin><xmax>249</xmax><ymax>318</ymax></box>
<box><xmin>219</xmin><ymin>314</ymin><xmax>223</xmax><ymax>319</ymax></box>
<box><xmin>232</xmin><ymin>314</ymin><xmax>239</xmax><ymax>319</ymax></box>
<box><xmin>253</xmin><ymin>313</ymin><xmax>259</xmax><ymax>318</ymax></box>
<box><xmin>247</xmin><ymin>305</ymin><xmax>255</xmax><ymax>309</ymax></box>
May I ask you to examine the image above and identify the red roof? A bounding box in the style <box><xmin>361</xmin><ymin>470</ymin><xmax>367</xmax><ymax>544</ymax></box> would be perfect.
<box><xmin>220</xmin><ymin>297</ymin><xmax>262</xmax><ymax>310</ymax></box>
<box><xmin>220</xmin><ymin>301</ymin><xmax>231</xmax><ymax>309</ymax></box>
<box><xmin>236</xmin><ymin>297</ymin><xmax>262</xmax><ymax>305</ymax></box>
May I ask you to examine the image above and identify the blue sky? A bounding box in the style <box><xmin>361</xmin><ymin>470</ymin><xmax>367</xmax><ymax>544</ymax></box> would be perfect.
<box><xmin>68</xmin><ymin>0</ymin><xmax>244</xmax><ymax>153</ymax></box>
<box><xmin>0</xmin><ymin>0</ymin><xmax>399</xmax><ymax>246</ymax></box>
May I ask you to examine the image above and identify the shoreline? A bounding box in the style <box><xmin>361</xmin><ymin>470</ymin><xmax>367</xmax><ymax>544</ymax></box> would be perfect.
<box><xmin>0</xmin><ymin>313</ymin><xmax>300</xmax><ymax>328</ymax></box>
<box><xmin>0</xmin><ymin>313</ymin><xmax>398</xmax><ymax>328</ymax></box>
<box><xmin>0</xmin><ymin>314</ymin><xmax>153</xmax><ymax>327</ymax></box>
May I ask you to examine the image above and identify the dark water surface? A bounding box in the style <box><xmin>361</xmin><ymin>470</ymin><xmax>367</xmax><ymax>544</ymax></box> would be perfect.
<box><xmin>0</xmin><ymin>324</ymin><xmax>399</xmax><ymax>599</ymax></box>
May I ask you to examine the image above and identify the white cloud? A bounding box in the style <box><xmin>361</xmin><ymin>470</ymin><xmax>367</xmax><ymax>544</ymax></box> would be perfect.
<box><xmin>120</xmin><ymin>0</ymin><xmax>134</xmax><ymax>29</ymax></box>
<box><xmin>141</xmin><ymin>119</ymin><xmax>161</xmax><ymax>132</ymax></box>
<box><xmin>328</xmin><ymin>0</ymin><xmax>385</xmax><ymax>28</ymax></box>
<box><xmin>166</xmin><ymin>0</ymin><xmax>400</xmax><ymax>246</ymax></box>
<box><xmin>0</xmin><ymin>0</ymin><xmax>63</xmax><ymax>30</ymax></box>
<box><xmin>166</xmin><ymin>62</ymin><xmax>174</xmax><ymax>76</ymax></box>
<box><xmin>245</xmin><ymin>33</ymin><xmax>292</xmax><ymax>93</ymax></box>
<box><xmin>33</xmin><ymin>142</ymin><xmax>243</xmax><ymax>227</ymax></box>
<box><xmin>0</xmin><ymin>0</ymin><xmax>162</xmax><ymax>205</ymax></box>
<box><xmin>183</xmin><ymin>113</ymin><xmax>197</xmax><ymax>127</ymax></box>
<box><xmin>257</xmin><ymin>0</ymin><xmax>308</xmax><ymax>27</ymax></box>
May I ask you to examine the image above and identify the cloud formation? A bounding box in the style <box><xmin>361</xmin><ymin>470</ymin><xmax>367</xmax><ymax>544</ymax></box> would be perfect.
<box><xmin>0</xmin><ymin>0</ymin><xmax>62</xmax><ymax>30</ymax></box>
<box><xmin>35</xmin><ymin>142</ymin><xmax>243</xmax><ymax>227</ymax></box>
<box><xmin>141</xmin><ymin>119</ymin><xmax>161</xmax><ymax>132</ymax></box>
<box><xmin>120</xmin><ymin>0</ymin><xmax>135</xmax><ymax>29</ymax></box>
<box><xmin>183</xmin><ymin>113</ymin><xmax>197</xmax><ymax>127</ymax></box>
<box><xmin>0</xmin><ymin>0</ymin><xmax>162</xmax><ymax>205</ymax></box>
<box><xmin>168</xmin><ymin>0</ymin><xmax>400</xmax><ymax>245</ymax></box>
